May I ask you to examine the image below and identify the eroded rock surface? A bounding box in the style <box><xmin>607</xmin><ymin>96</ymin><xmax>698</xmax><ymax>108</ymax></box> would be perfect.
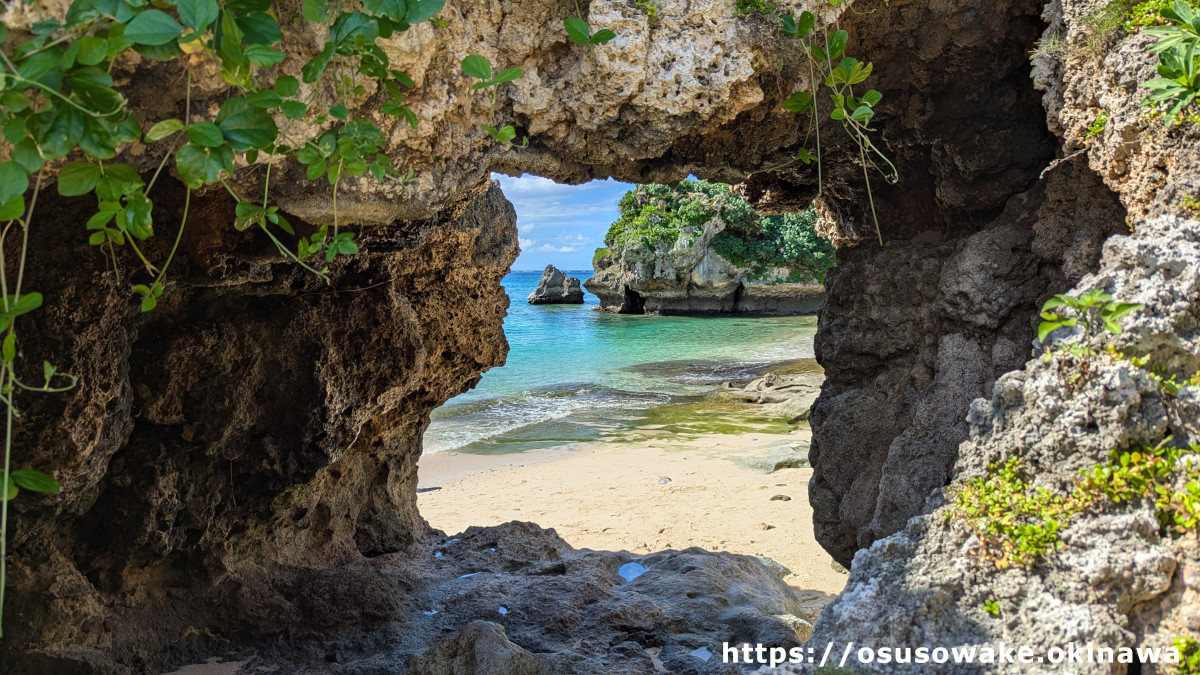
<box><xmin>1</xmin><ymin>182</ymin><xmax>518</xmax><ymax>671</ymax></box>
<box><xmin>783</xmin><ymin>216</ymin><xmax>1200</xmax><ymax>674</ymax></box>
<box><xmin>527</xmin><ymin>265</ymin><xmax>584</xmax><ymax>304</ymax></box>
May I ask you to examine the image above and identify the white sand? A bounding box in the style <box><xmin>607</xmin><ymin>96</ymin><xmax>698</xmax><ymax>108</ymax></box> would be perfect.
<box><xmin>418</xmin><ymin>427</ymin><xmax>848</xmax><ymax>607</ymax></box>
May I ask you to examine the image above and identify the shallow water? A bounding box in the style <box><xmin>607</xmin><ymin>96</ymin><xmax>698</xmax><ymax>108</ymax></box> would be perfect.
<box><xmin>422</xmin><ymin>270</ymin><xmax>818</xmax><ymax>454</ymax></box>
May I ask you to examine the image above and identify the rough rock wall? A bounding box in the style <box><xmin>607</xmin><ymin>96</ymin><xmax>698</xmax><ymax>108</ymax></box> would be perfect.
<box><xmin>730</xmin><ymin>0</ymin><xmax>1137</xmax><ymax>563</ymax></box>
<box><xmin>810</xmin><ymin>166</ymin><xmax>1126</xmax><ymax>564</ymax></box>
<box><xmin>779</xmin><ymin>0</ymin><xmax>1200</xmax><ymax>664</ymax></box>
<box><xmin>795</xmin><ymin>216</ymin><xmax>1200</xmax><ymax>674</ymax></box>
<box><xmin>1</xmin><ymin>181</ymin><xmax>518</xmax><ymax>670</ymax></box>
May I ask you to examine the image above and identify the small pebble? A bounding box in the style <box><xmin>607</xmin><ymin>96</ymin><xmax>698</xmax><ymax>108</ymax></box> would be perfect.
<box><xmin>770</xmin><ymin>494</ymin><xmax>791</xmax><ymax>502</ymax></box>
<box><xmin>658</xmin><ymin>476</ymin><xmax>672</xmax><ymax>484</ymax></box>
<box><xmin>758</xmin><ymin>523</ymin><xmax>775</xmax><ymax>531</ymax></box>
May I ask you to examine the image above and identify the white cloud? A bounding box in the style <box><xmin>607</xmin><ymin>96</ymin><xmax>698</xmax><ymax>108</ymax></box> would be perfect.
<box><xmin>519</xmin><ymin>223</ymin><xmax>537</xmax><ymax>234</ymax></box>
<box><xmin>536</xmin><ymin>243</ymin><xmax>583</xmax><ymax>253</ymax></box>
<box><xmin>519</xmin><ymin>238</ymin><xmax>537</xmax><ymax>249</ymax></box>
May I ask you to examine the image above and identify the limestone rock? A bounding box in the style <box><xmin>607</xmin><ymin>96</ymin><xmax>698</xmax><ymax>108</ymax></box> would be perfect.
<box><xmin>585</xmin><ymin>214</ymin><xmax>824</xmax><ymax>316</ymax></box>
<box><xmin>527</xmin><ymin>265</ymin><xmax>584</xmax><ymax>305</ymax></box>
<box><xmin>789</xmin><ymin>217</ymin><xmax>1200</xmax><ymax>674</ymax></box>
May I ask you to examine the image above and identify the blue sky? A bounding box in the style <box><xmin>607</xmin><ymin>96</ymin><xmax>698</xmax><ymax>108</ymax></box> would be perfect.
<box><xmin>495</xmin><ymin>173</ymin><xmax>633</xmax><ymax>271</ymax></box>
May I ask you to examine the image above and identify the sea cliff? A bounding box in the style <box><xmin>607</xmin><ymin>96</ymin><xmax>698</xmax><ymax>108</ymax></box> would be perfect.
<box><xmin>584</xmin><ymin>181</ymin><xmax>832</xmax><ymax>315</ymax></box>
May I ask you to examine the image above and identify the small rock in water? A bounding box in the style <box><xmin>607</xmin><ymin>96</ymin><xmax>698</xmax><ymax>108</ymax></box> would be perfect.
<box><xmin>619</xmin><ymin>561</ymin><xmax>648</xmax><ymax>582</ymax></box>
<box><xmin>498</xmin><ymin>607</ymin><xmax>508</xmax><ymax>616</ymax></box>
<box><xmin>658</xmin><ymin>476</ymin><xmax>672</xmax><ymax>484</ymax></box>
<box><xmin>690</xmin><ymin>646</ymin><xmax>713</xmax><ymax>661</ymax></box>
<box><xmin>770</xmin><ymin>494</ymin><xmax>791</xmax><ymax>502</ymax></box>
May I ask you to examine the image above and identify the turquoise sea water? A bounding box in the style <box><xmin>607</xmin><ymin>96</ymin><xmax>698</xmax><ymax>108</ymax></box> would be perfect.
<box><xmin>423</xmin><ymin>270</ymin><xmax>818</xmax><ymax>454</ymax></box>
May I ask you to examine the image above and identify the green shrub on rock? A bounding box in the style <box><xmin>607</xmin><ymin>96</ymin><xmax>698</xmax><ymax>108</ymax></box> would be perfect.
<box><xmin>603</xmin><ymin>180</ymin><xmax>835</xmax><ymax>283</ymax></box>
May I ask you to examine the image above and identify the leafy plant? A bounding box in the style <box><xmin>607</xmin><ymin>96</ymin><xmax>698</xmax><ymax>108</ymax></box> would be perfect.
<box><xmin>1037</xmin><ymin>290</ymin><xmax>1143</xmax><ymax>344</ymax></box>
<box><xmin>983</xmin><ymin>599</ymin><xmax>1001</xmax><ymax>616</ymax></box>
<box><xmin>461</xmin><ymin>54</ymin><xmax>528</xmax><ymax>146</ymax></box>
<box><xmin>951</xmin><ymin>457</ymin><xmax>1083</xmax><ymax>570</ymax></box>
<box><xmin>1078</xmin><ymin>440</ymin><xmax>1200</xmax><ymax>537</ymax></box>
<box><xmin>603</xmin><ymin>180</ymin><xmax>835</xmax><ymax>282</ymax></box>
<box><xmin>635</xmin><ymin>0</ymin><xmax>661</xmax><ymax>24</ymax></box>
<box><xmin>1141</xmin><ymin>0</ymin><xmax>1200</xmax><ymax>125</ymax></box>
<box><xmin>1087</xmin><ymin>110</ymin><xmax>1109</xmax><ymax>139</ymax></box>
<box><xmin>562</xmin><ymin>0</ymin><xmax>616</xmax><ymax>54</ymax></box>
<box><xmin>1174</xmin><ymin>637</ymin><xmax>1200</xmax><ymax>674</ymax></box>
<box><xmin>736</xmin><ymin>0</ymin><xmax>778</xmax><ymax>16</ymax></box>
<box><xmin>770</xmin><ymin>5</ymin><xmax>898</xmax><ymax>245</ymax></box>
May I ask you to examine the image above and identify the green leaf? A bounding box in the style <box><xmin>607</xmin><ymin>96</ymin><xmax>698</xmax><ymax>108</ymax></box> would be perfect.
<box><xmin>329</xmin><ymin>11</ymin><xmax>378</xmax><ymax>46</ymax></box>
<box><xmin>177</xmin><ymin>0</ymin><xmax>219</xmax><ymax>31</ymax></box>
<box><xmin>11</xmin><ymin>469</ymin><xmax>60</xmax><ymax>494</ymax></box>
<box><xmin>861</xmin><ymin>89</ymin><xmax>883</xmax><ymax>107</ymax></box>
<box><xmin>2</xmin><ymin>474</ymin><xmax>17</xmax><ymax>502</ymax></box>
<box><xmin>0</xmin><ymin>162</ymin><xmax>30</xmax><ymax>205</ymax></box>
<box><xmin>827</xmin><ymin>29</ymin><xmax>848</xmax><ymax>60</ymax></box>
<box><xmin>275</xmin><ymin>75</ymin><xmax>300</xmax><ymax>97</ymax></box>
<box><xmin>494</xmin><ymin>67</ymin><xmax>524</xmax><ymax>83</ymax></box>
<box><xmin>145</xmin><ymin>118</ymin><xmax>185</xmax><ymax>142</ymax></box>
<box><xmin>302</xmin><ymin>43</ymin><xmax>336</xmax><ymax>83</ymax></box>
<box><xmin>365</xmin><ymin>0</ymin><xmax>406</xmax><ymax>20</ymax></box>
<box><xmin>1039</xmin><ymin>321</ymin><xmax>1061</xmax><ymax>343</ymax></box>
<box><xmin>237</xmin><ymin>12</ymin><xmax>282</xmax><ymax>44</ymax></box>
<box><xmin>43</xmin><ymin>360</ymin><xmax>56</xmax><ymax>384</ymax></box>
<box><xmin>76</xmin><ymin>36</ymin><xmax>110</xmax><ymax>66</ymax></box>
<box><xmin>783</xmin><ymin>91</ymin><xmax>812</xmax><ymax>113</ymax></box>
<box><xmin>590</xmin><ymin>28</ymin><xmax>616</xmax><ymax>45</ymax></box>
<box><xmin>58</xmin><ymin>162</ymin><xmax>102</xmax><ymax>196</ymax></box>
<box><xmin>329</xmin><ymin>104</ymin><xmax>349</xmax><ymax>120</ymax></box>
<box><xmin>187</xmin><ymin>122</ymin><xmax>224</xmax><ymax>147</ymax></box>
<box><xmin>245</xmin><ymin>45</ymin><xmax>286</xmax><ymax>67</ymax></box>
<box><xmin>141</xmin><ymin>294</ymin><xmax>157</xmax><ymax>312</ymax></box>
<box><xmin>248</xmin><ymin>90</ymin><xmax>283</xmax><ymax>108</ymax></box>
<box><xmin>303</xmin><ymin>0</ymin><xmax>329</xmax><ymax>22</ymax></box>
<box><xmin>216</xmin><ymin>99</ymin><xmax>278</xmax><ymax>150</ymax></box>
<box><xmin>12</xmin><ymin>139</ymin><xmax>44</xmax><ymax>174</ymax></box>
<box><xmin>175</xmin><ymin>143</ymin><xmax>234</xmax><ymax>188</ymax></box>
<box><xmin>281</xmin><ymin>100</ymin><xmax>309</xmax><ymax>120</ymax></box>
<box><xmin>461</xmin><ymin>54</ymin><xmax>493</xmax><ymax>80</ymax></box>
<box><xmin>796</xmin><ymin>11</ymin><xmax>815</xmax><ymax>38</ymax></box>
<box><xmin>564</xmin><ymin>17</ymin><xmax>591</xmax><ymax>46</ymax></box>
<box><xmin>124</xmin><ymin>9</ymin><xmax>184</xmax><ymax>46</ymax></box>
<box><xmin>3</xmin><ymin>333</ymin><xmax>16</xmax><ymax>363</ymax></box>
<box><xmin>405</xmin><ymin>0</ymin><xmax>444</xmax><ymax>23</ymax></box>
<box><xmin>0</xmin><ymin>196</ymin><xmax>25</xmax><ymax>222</ymax></box>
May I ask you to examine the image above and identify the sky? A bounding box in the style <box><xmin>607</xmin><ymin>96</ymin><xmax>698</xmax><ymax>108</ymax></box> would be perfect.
<box><xmin>495</xmin><ymin>173</ymin><xmax>633</xmax><ymax>272</ymax></box>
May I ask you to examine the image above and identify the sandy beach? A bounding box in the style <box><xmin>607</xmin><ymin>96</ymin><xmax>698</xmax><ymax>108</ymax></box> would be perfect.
<box><xmin>418</xmin><ymin>425</ymin><xmax>849</xmax><ymax>612</ymax></box>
